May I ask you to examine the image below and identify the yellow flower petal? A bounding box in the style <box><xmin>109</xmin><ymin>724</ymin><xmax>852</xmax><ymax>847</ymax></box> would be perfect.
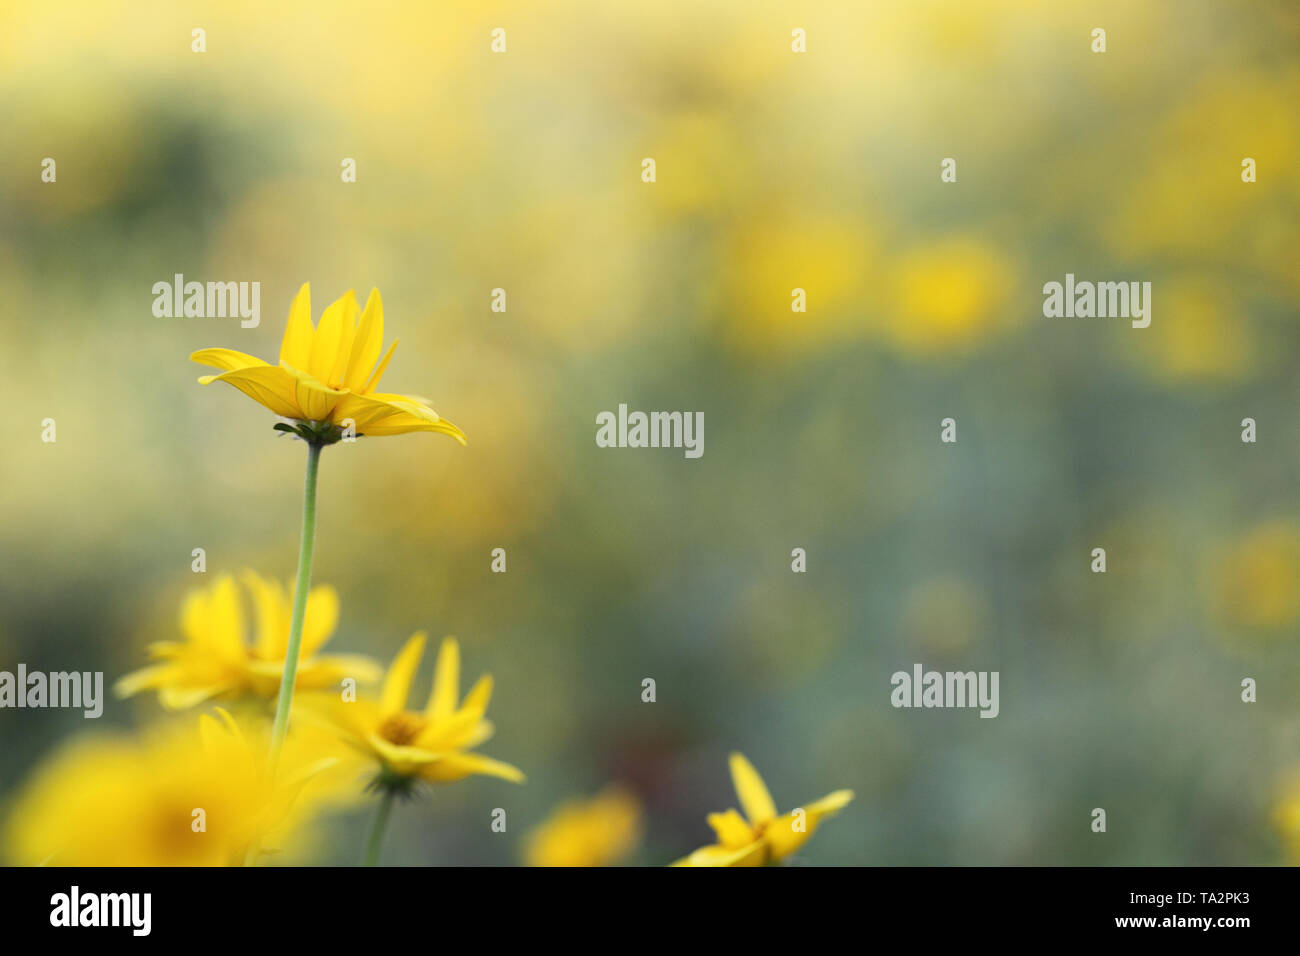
<box><xmin>426</xmin><ymin>637</ymin><xmax>460</xmax><ymax>720</ymax></box>
<box><xmin>294</xmin><ymin>694</ymin><xmax>381</xmax><ymax>747</ymax></box>
<box><xmin>729</xmin><ymin>752</ymin><xmax>778</xmax><ymax>826</ymax></box>
<box><xmin>366</xmin><ymin>733</ymin><xmax>441</xmax><ymax>775</ymax></box>
<box><xmin>416</xmin><ymin>751</ymin><xmax>525</xmax><ymax>784</ymax></box>
<box><xmin>190</xmin><ymin>348</ymin><xmax>269</xmax><ymax>373</ymax></box>
<box><xmin>707</xmin><ymin>808</ymin><xmax>756</xmax><ymax>848</ymax></box>
<box><xmin>159</xmin><ymin>684</ymin><xmax>230</xmax><ymax>710</ymax></box>
<box><xmin>275</xmin><ymin>364</ymin><xmax>342</xmax><ymax>422</ymax></box>
<box><xmin>301</xmin><ymin>654</ymin><xmax>383</xmax><ymax>686</ymax></box>
<box><xmin>198</xmin><ymin>708</ymin><xmax>244</xmax><ymax>752</ymax></box>
<box><xmin>299</xmin><ymin>585</ymin><xmax>340</xmax><ymax>659</ymax></box>
<box><xmin>454</xmin><ymin>718</ymin><xmax>495</xmax><ymax>751</ymax></box>
<box><xmin>416</xmin><ymin>707</ymin><xmax>492</xmax><ymax>752</ymax></box>
<box><xmin>309</xmin><ymin>290</ymin><xmax>356</xmax><ymax>382</ymax></box>
<box><xmin>113</xmin><ymin>663</ymin><xmax>175</xmax><ymax>699</ymax></box>
<box><xmin>459</xmin><ymin>674</ymin><xmax>493</xmax><ymax>721</ymax></box>
<box><xmin>671</xmin><ymin>840</ymin><xmax>767</xmax><ymax>867</ymax></box>
<box><xmin>380</xmin><ymin>632</ymin><xmax>427</xmax><ymax>713</ymax></box>
<box><xmin>764</xmin><ymin>790</ymin><xmax>854</xmax><ymax>862</ymax></box>
<box><xmin>197</xmin><ymin>364</ymin><xmax>304</xmax><ymax>419</ymax></box>
<box><xmin>805</xmin><ymin>788</ymin><xmax>855</xmax><ymax>818</ymax></box>
<box><xmin>330</xmin><ymin>390</ymin><xmax>466</xmax><ymax>442</ymax></box>
<box><xmin>328</xmin><ymin>292</ymin><xmax>360</xmax><ymax>387</ymax></box>
<box><xmin>344</xmin><ymin>288</ymin><xmax>385</xmax><ymax>391</ymax></box>
<box><xmin>245</xmin><ymin>651</ymin><xmax>381</xmax><ymax>692</ymax></box>
<box><xmin>363</xmin><ymin>338</ymin><xmax>398</xmax><ymax>392</ymax></box>
<box><xmin>242</xmin><ymin>571</ymin><xmax>288</xmax><ymax>659</ymax></box>
<box><xmin>202</xmin><ymin>575</ymin><xmax>246</xmax><ymax>659</ymax></box>
<box><xmin>362</xmin><ymin>417</ymin><xmax>467</xmax><ymax>441</ymax></box>
<box><xmin>279</xmin><ymin>283</ymin><xmax>314</xmax><ymax>370</ymax></box>
<box><xmin>763</xmin><ymin>818</ymin><xmax>811</xmax><ymax>861</ymax></box>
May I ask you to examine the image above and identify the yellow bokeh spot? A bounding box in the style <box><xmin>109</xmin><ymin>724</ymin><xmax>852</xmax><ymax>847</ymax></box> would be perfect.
<box><xmin>887</xmin><ymin>237</ymin><xmax>1017</xmax><ymax>356</ymax></box>
<box><xmin>1214</xmin><ymin>521</ymin><xmax>1300</xmax><ymax>634</ymax></box>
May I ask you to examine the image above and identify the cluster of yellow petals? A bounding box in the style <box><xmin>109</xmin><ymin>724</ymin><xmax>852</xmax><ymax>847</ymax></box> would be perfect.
<box><xmin>296</xmin><ymin>633</ymin><xmax>524</xmax><ymax>786</ymax></box>
<box><xmin>192</xmin><ymin>284</ymin><xmax>466</xmax><ymax>441</ymax></box>
<box><xmin>3</xmin><ymin>710</ymin><xmax>335</xmax><ymax>866</ymax></box>
<box><xmin>115</xmin><ymin>572</ymin><xmax>380</xmax><ymax>710</ymax></box>
<box><xmin>673</xmin><ymin>753</ymin><xmax>853</xmax><ymax>866</ymax></box>
<box><xmin>523</xmin><ymin>786</ymin><xmax>643</xmax><ymax>867</ymax></box>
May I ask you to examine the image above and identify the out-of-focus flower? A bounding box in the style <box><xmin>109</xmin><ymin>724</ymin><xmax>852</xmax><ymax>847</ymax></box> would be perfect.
<box><xmin>1212</xmin><ymin>520</ymin><xmax>1300</xmax><ymax>635</ymax></box>
<box><xmin>1126</xmin><ymin>277</ymin><xmax>1254</xmax><ymax>386</ymax></box>
<box><xmin>1104</xmin><ymin>70</ymin><xmax>1300</xmax><ymax>290</ymax></box>
<box><xmin>116</xmin><ymin>572</ymin><xmax>380</xmax><ymax>710</ymax></box>
<box><xmin>673</xmin><ymin>752</ymin><xmax>852</xmax><ymax>866</ymax></box>
<box><xmin>192</xmin><ymin>283</ymin><xmax>466</xmax><ymax>442</ymax></box>
<box><xmin>3</xmin><ymin>709</ymin><xmax>335</xmax><ymax>866</ymax></box>
<box><xmin>299</xmin><ymin>633</ymin><xmax>524</xmax><ymax>787</ymax></box>
<box><xmin>1274</xmin><ymin>773</ymin><xmax>1300</xmax><ymax>863</ymax></box>
<box><xmin>885</xmin><ymin>237</ymin><xmax>1017</xmax><ymax>356</ymax></box>
<box><xmin>721</xmin><ymin>214</ymin><xmax>877</xmax><ymax>355</ymax></box>
<box><xmin>522</xmin><ymin>785</ymin><xmax>642</xmax><ymax>867</ymax></box>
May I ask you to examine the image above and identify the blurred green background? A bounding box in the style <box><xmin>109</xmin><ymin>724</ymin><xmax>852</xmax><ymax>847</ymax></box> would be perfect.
<box><xmin>2</xmin><ymin>0</ymin><xmax>1299</xmax><ymax>864</ymax></box>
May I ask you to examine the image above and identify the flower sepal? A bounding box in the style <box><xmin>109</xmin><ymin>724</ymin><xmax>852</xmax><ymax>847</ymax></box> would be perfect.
<box><xmin>367</xmin><ymin>765</ymin><xmax>422</xmax><ymax>802</ymax></box>
<box><xmin>273</xmin><ymin>420</ymin><xmax>351</xmax><ymax>447</ymax></box>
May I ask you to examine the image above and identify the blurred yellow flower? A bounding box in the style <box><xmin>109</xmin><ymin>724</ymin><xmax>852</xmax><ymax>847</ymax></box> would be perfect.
<box><xmin>116</xmin><ymin>572</ymin><xmax>381</xmax><ymax>710</ymax></box>
<box><xmin>1105</xmin><ymin>70</ymin><xmax>1300</xmax><ymax>280</ymax></box>
<box><xmin>192</xmin><ymin>283</ymin><xmax>466</xmax><ymax>442</ymax></box>
<box><xmin>1212</xmin><ymin>520</ymin><xmax>1300</xmax><ymax>635</ymax></box>
<box><xmin>523</xmin><ymin>786</ymin><xmax>642</xmax><ymax>867</ymax></box>
<box><xmin>673</xmin><ymin>752</ymin><xmax>852</xmax><ymax>866</ymax></box>
<box><xmin>3</xmin><ymin>709</ymin><xmax>335</xmax><ymax>866</ymax></box>
<box><xmin>1127</xmin><ymin>277</ymin><xmax>1254</xmax><ymax>386</ymax></box>
<box><xmin>1274</xmin><ymin>773</ymin><xmax>1300</xmax><ymax>863</ymax></box>
<box><xmin>886</xmin><ymin>237</ymin><xmax>1016</xmax><ymax>356</ymax></box>
<box><xmin>299</xmin><ymin>633</ymin><xmax>524</xmax><ymax>786</ymax></box>
<box><xmin>722</xmin><ymin>214</ymin><xmax>877</xmax><ymax>355</ymax></box>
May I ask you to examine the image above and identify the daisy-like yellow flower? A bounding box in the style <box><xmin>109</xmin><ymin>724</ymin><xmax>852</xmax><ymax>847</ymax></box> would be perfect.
<box><xmin>192</xmin><ymin>283</ymin><xmax>466</xmax><ymax>442</ymax></box>
<box><xmin>299</xmin><ymin>632</ymin><xmax>524</xmax><ymax>787</ymax></box>
<box><xmin>673</xmin><ymin>753</ymin><xmax>853</xmax><ymax>867</ymax></box>
<box><xmin>3</xmin><ymin>710</ymin><xmax>335</xmax><ymax>866</ymax></box>
<box><xmin>523</xmin><ymin>786</ymin><xmax>643</xmax><ymax>867</ymax></box>
<box><xmin>116</xmin><ymin>572</ymin><xmax>380</xmax><ymax>710</ymax></box>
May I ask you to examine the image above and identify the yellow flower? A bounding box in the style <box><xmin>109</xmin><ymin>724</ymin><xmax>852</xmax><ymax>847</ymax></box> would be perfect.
<box><xmin>192</xmin><ymin>283</ymin><xmax>466</xmax><ymax>442</ymax></box>
<box><xmin>116</xmin><ymin>572</ymin><xmax>381</xmax><ymax>709</ymax></box>
<box><xmin>1274</xmin><ymin>772</ymin><xmax>1300</xmax><ymax>863</ymax></box>
<box><xmin>886</xmin><ymin>237</ymin><xmax>1017</xmax><ymax>357</ymax></box>
<box><xmin>523</xmin><ymin>786</ymin><xmax>642</xmax><ymax>867</ymax></box>
<box><xmin>673</xmin><ymin>753</ymin><xmax>852</xmax><ymax>866</ymax></box>
<box><xmin>1212</xmin><ymin>520</ymin><xmax>1300</xmax><ymax>635</ymax></box>
<box><xmin>299</xmin><ymin>633</ymin><xmax>524</xmax><ymax>786</ymax></box>
<box><xmin>3</xmin><ymin>710</ymin><xmax>334</xmax><ymax>866</ymax></box>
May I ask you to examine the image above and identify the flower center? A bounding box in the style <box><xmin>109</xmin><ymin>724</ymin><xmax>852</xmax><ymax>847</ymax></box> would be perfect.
<box><xmin>377</xmin><ymin>712</ymin><xmax>425</xmax><ymax>746</ymax></box>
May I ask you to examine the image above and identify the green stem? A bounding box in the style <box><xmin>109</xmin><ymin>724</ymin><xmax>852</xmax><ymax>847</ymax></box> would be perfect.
<box><xmin>268</xmin><ymin>439</ymin><xmax>323</xmax><ymax>773</ymax></box>
<box><xmin>363</xmin><ymin>788</ymin><xmax>396</xmax><ymax>866</ymax></box>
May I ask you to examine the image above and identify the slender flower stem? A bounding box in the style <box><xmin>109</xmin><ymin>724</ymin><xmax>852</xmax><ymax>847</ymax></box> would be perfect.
<box><xmin>363</xmin><ymin>789</ymin><xmax>396</xmax><ymax>866</ymax></box>
<box><xmin>268</xmin><ymin>439</ymin><xmax>323</xmax><ymax>772</ymax></box>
